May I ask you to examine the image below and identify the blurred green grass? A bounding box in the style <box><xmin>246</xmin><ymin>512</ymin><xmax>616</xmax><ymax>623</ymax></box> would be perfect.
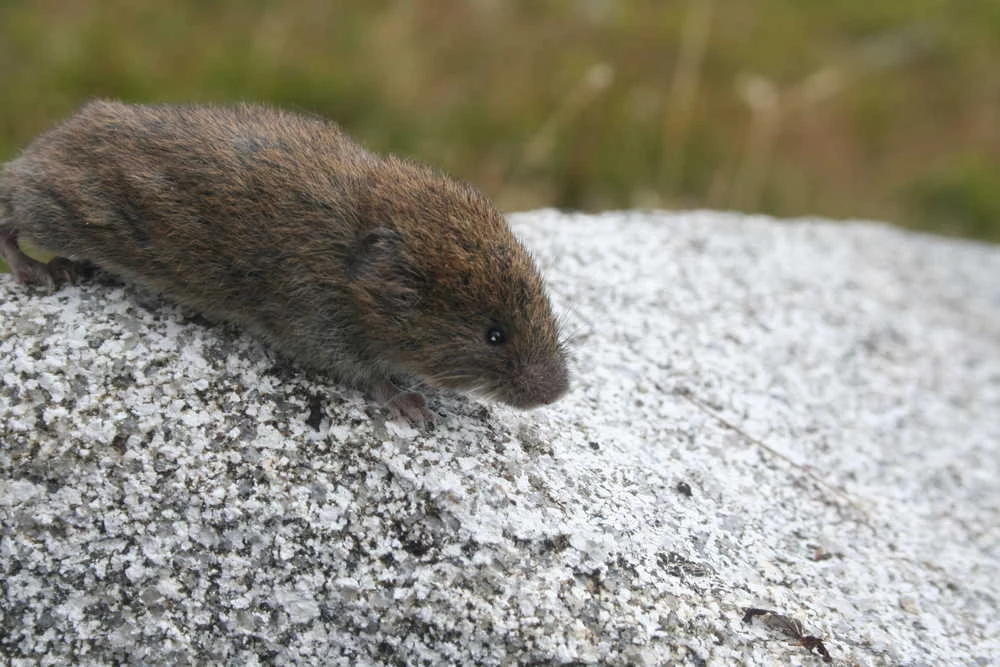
<box><xmin>1</xmin><ymin>0</ymin><xmax>999</xmax><ymax>265</ymax></box>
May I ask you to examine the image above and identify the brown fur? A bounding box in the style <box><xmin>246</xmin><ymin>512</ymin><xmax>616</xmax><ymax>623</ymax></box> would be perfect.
<box><xmin>0</xmin><ymin>101</ymin><xmax>569</xmax><ymax>419</ymax></box>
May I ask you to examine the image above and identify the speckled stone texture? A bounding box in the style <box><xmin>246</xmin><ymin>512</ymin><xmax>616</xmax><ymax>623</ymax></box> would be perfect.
<box><xmin>1</xmin><ymin>210</ymin><xmax>998</xmax><ymax>665</ymax></box>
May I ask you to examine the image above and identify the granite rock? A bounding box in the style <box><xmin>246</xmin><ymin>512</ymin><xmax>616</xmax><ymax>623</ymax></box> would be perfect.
<box><xmin>1</xmin><ymin>210</ymin><xmax>998</xmax><ymax>665</ymax></box>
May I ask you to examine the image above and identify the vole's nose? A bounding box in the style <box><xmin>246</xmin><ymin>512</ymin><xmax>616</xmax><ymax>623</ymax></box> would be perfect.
<box><xmin>507</xmin><ymin>355</ymin><xmax>569</xmax><ymax>409</ymax></box>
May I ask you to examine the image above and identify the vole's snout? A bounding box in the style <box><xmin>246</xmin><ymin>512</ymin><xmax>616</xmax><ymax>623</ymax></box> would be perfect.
<box><xmin>502</xmin><ymin>353</ymin><xmax>570</xmax><ymax>409</ymax></box>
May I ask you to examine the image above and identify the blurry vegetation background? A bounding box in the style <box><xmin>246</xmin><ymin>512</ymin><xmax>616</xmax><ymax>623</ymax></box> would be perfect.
<box><xmin>1</xmin><ymin>0</ymin><xmax>999</xmax><ymax>248</ymax></box>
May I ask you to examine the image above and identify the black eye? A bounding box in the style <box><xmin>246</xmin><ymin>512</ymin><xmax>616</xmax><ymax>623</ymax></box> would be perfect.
<box><xmin>485</xmin><ymin>326</ymin><xmax>507</xmax><ymax>345</ymax></box>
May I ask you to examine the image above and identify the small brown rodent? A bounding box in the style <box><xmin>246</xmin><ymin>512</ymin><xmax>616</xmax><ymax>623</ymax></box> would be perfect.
<box><xmin>0</xmin><ymin>100</ymin><xmax>569</xmax><ymax>421</ymax></box>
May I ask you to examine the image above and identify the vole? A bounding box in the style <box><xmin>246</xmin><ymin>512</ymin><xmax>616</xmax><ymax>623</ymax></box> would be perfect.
<box><xmin>0</xmin><ymin>100</ymin><xmax>569</xmax><ymax>422</ymax></box>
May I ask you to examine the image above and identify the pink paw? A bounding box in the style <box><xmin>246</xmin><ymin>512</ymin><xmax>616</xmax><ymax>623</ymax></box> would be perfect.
<box><xmin>371</xmin><ymin>382</ymin><xmax>436</xmax><ymax>425</ymax></box>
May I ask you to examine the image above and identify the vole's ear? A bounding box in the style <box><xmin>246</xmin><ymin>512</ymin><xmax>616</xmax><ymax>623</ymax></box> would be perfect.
<box><xmin>346</xmin><ymin>224</ymin><xmax>401</xmax><ymax>280</ymax></box>
<box><xmin>346</xmin><ymin>224</ymin><xmax>421</xmax><ymax>311</ymax></box>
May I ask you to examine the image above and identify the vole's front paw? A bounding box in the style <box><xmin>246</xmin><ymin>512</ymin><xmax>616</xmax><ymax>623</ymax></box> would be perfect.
<box><xmin>371</xmin><ymin>381</ymin><xmax>437</xmax><ymax>426</ymax></box>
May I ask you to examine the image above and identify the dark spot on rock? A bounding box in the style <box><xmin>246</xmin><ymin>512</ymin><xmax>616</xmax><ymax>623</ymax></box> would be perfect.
<box><xmin>111</xmin><ymin>432</ymin><xmax>128</xmax><ymax>455</ymax></box>
<box><xmin>305</xmin><ymin>395</ymin><xmax>324</xmax><ymax>431</ymax></box>
<box><xmin>657</xmin><ymin>551</ymin><xmax>714</xmax><ymax>578</ymax></box>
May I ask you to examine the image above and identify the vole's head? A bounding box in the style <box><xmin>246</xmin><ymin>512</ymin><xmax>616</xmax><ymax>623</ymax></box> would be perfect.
<box><xmin>351</xmin><ymin>158</ymin><xmax>568</xmax><ymax>408</ymax></box>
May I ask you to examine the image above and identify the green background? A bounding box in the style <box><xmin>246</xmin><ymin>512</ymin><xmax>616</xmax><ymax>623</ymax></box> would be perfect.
<box><xmin>2</xmin><ymin>0</ymin><xmax>998</xmax><ymax>276</ymax></box>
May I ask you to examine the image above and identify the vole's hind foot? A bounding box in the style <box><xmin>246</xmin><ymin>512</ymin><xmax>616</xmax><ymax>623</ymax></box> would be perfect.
<box><xmin>3</xmin><ymin>253</ymin><xmax>78</xmax><ymax>289</ymax></box>
<box><xmin>44</xmin><ymin>257</ymin><xmax>84</xmax><ymax>285</ymax></box>
<box><xmin>1</xmin><ymin>228</ymin><xmax>84</xmax><ymax>289</ymax></box>
<box><xmin>371</xmin><ymin>381</ymin><xmax>437</xmax><ymax>426</ymax></box>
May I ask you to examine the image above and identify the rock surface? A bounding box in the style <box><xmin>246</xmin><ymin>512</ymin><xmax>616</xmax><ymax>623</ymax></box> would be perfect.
<box><xmin>1</xmin><ymin>210</ymin><xmax>998</xmax><ymax>665</ymax></box>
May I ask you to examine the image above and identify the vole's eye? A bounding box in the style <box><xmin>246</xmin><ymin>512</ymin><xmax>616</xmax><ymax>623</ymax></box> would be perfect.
<box><xmin>485</xmin><ymin>326</ymin><xmax>507</xmax><ymax>345</ymax></box>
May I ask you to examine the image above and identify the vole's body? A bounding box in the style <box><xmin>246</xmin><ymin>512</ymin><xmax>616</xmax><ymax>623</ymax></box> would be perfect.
<box><xmin>0</xmin><ymin>101</ymin><xmax>568</xmax><ymax>419</ymax></box>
